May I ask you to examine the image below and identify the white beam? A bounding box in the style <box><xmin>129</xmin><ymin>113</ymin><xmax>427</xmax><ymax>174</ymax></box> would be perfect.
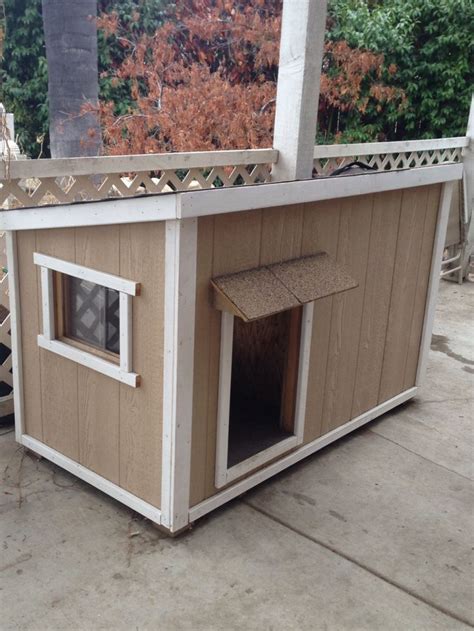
<box><xmin>461</xmin><ymin>93</ymin><xmax>474</xmax><ymax>275</ymax></box>
<box><xmin>272</xmin><ymin>0</ymin><xmax>328</xmax><ymax>182</ymax></box>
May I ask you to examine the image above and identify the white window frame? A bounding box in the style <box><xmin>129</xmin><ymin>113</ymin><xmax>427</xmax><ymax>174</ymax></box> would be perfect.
<box><xmin>215</xmin><ymin>302</ymin><xmax>314</xmax><ymax>488</ymax></box>
<box><xmin>33</xmin><ymin>252</ymin><xmax>140</xmax><ymax>387</ymax></box>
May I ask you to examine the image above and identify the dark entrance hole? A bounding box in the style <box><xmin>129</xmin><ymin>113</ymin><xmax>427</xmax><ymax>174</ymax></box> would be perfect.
<box><xmin>227</xmin><ymin>307</ymin><xmax>302</xmax><ymax>467</ymax></box>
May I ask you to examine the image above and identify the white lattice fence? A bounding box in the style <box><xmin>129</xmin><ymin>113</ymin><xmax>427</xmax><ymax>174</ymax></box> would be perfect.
<box><xmin>0</xmin><ymin>231</ymin><xmax>13</xmax><ymax>417</ymax></box>
<box><xmin>313</xmin><ymin>137</ymin><xmax>468</xmax><ymax>176</ymax></box>
<box><xmin>0</xmin><ymin>149</ymin><xmax>276</xmax><ymax>209</ymax></box>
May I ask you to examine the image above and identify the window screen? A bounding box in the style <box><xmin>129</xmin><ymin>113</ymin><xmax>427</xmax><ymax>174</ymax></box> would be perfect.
<box><xmin>64</xmin><ymin>276</ymin><xmax>120</xmax><ymax>354</ymax></box>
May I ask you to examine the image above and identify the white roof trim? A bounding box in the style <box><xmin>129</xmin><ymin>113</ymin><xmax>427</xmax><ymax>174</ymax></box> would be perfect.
<box><xmin>0</xmin><ymin>163</ymin><xmax>462</xmax><ymax>230</ymax></box>
<box><xmin>178</xmin><ymin>164</ymin><xmax>463</xmax><ymax>218</ymax></box>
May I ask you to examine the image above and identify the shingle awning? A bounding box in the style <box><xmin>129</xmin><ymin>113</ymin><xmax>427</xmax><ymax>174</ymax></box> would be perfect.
<box><xmin>211</xmin><ymin>252</ymin><xmax>358</xmax><ymax>322</ymax></box>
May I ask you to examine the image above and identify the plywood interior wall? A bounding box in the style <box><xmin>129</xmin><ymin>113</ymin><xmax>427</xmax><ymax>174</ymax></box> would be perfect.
<box><xmin>17</xmin><ymin>222</ymin><xmax>165</xmax><ymax>508</ymax></box>
<box><xmin>190</xmin><ymin>184</ymin><xmax>441</xmax><ymax>506</ymax></box>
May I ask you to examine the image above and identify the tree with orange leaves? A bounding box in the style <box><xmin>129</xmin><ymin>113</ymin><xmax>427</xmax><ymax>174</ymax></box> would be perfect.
<box><xmin>92</xmin><ymin>0</ymin><xmax>406</xmax><ymax>154</ymax></box>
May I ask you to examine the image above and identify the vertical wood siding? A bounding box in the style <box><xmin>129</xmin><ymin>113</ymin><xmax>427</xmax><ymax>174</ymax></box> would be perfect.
<box><xmin>17</xmin><ymin>222</ymin><xmax>165</xmax><ymax>508</ymax></box>
<box><xmin>190</xmin><ymin>185</ymin><xmax>441</xmax><ymax>506</ymax></box>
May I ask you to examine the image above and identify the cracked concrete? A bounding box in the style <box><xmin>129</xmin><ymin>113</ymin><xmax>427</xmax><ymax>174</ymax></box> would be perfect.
<box><xmin>0</xmin><ymin>280</ymin><xmax>473</xmax><ymax>630</ymax></box>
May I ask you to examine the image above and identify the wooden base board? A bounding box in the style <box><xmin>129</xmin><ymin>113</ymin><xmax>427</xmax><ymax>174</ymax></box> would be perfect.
<box><xmin>189</xmin><ymin>387</ymin><xmax>418</xmax><ymax>523</ymax></box>
<box><xmin>19</xmin><ymin>434</ymin><xmax>163</xmax><ymax>526</ymax></box>
<box><xmin>17</xmin><ymin>388</ymin><xmax>416</xmax><ymax>536</ymax></box>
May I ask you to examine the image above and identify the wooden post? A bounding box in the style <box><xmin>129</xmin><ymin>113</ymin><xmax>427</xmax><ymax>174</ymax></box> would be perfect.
<box><xmin>271</xmin><ymin>0</ymin><xmax>328</xmax><ymax>182</ymax></box>
<box><xmin>461</xmin><ymin>93</ymin><xmax>474</xmax><ymax>277</ymax></box>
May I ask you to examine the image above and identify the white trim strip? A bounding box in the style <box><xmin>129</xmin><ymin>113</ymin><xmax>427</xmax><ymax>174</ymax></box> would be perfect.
<box><xmin>215</xmin><ymin>312</ymin><xmax>235</xmax><ymax>488</ymax></box>
<box><xmin>161</xmin><ymin>221</ymin><xmax>179</xmax><ymax>530</ymax></box>
<box><xmin>313</xmin><ymin>136</ymin><xmax>468</xmax><ymax>158</ymax></box>
<box><xmin>21</xmin><ymin>434</ymin><xmax>162</xmax><ymax>525</ymax></box>
<box><xmin>119</xmin><ymin>293</ymin><xmax>132</xmax><ymax>372</ymax></box>
<box><xmin>226</xmin><ymin>436</ymin><xmax>299</xmax><ymax>484</ymax></box>
<box><xmin>1</xmin><ymin>148</ymin><xmax>278</xmax><ymax>180</ymax></box>
<box><xmin>0</xmin><ymin>194</ymin><xmax>177</xmax><ymax>231</ymax></box>
<box><xmin>293</xmin><ymin>303</ymin><xmax>314</xmax><ymax>443</ymax></box>
<box><xmin>40</xmin><ymin>267</ymin><xmax>54</xmax><ymax>340</ymax></box>
<box><xmin>416</xmin><ymin>182</ymin><xmax>455</xmax><ymax>385</ymax></box>
<box><xmin>34</xmin><ymin>253</ymin><xmax>139</xmax><ymax>295</ymax></box>
<box><xmin>6</xmin><ymin>231</ymin><xmax>25</xmax><ymax>441</ymax></box>
<box><xmin>37</xmin><ymin>335</ymin><xmax>139</xmax><ymax>387</ymax></box>
<box><xmin>178</xmin><ymin>164</ymin><xmax>463</xmax><ymax>219</ymax></box>
<box><xmin>190</xmin><ymin>387</ymin><xmax>418</xmax><ymax>522</ymax></box>
<box><xmin>161</xmin><ymin>218</ymin><xmax>198</xmax><ymax>533</ymax></box>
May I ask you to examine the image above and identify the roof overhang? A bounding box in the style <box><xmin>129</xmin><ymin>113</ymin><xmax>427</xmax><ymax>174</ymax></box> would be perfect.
<box><xmin>0</xmin><ymin>163</ymin><xmax>463</xmax><ymax>231</ymax></box>
<box><xmin>212</xmin><ymin>253</ymin><xmax>358</xmax><ymax>322</ymax></box>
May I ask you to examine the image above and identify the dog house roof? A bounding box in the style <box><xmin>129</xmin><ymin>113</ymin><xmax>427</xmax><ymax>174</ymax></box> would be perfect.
<box><xmin>212</xmin><ymin>252</ymin><xmax>358</xmax><ymax>322</ymax></box>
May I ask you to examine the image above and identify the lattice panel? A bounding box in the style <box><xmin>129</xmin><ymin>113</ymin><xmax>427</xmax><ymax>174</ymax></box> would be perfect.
<box><xmin>67</xmin><ymin>278</ymin><xmax>120</xmax><ymax>354</ymax></box>
<box><xmin>0</xmin><ymin>232</ymin><xmax>13</xmax><ymax>417</ymax></box>
<box><xmin>313</xmin><ymin>147</ymin><xmax>463</xmax><ymax>176</ymax></box>
<box><xmin>0</xmin><ymin>163</ymin><xmax>273</xmax><ymax>210</ymax></box>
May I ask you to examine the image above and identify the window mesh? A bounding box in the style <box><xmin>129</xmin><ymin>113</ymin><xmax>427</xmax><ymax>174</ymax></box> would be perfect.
<box><xmin>65</xmin><ymin>276</ymin><xmax>120</xmax><ymax>354</ymax></box>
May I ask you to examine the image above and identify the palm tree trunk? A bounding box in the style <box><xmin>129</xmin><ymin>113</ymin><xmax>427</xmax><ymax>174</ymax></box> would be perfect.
<box><xmin>42</xmin><ymin>0</ymin><xmax>101</xmax><ymax>158</ymax></box>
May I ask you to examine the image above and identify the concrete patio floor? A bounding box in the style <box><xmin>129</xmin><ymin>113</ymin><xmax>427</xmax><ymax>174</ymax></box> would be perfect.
<box><xmin>1</xmin><ymin>280</ymin><xmax>473</xmax><ymax>630</ymax></box>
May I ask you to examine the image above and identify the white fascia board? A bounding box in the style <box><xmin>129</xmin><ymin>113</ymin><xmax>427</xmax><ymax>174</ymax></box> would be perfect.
<box><xmin>177</xmin><ymin>164</ymin><xmax>463</xmax><ymax>219</ymax></box>
<box><xmin>0</xmin><ymin>193</ymin><xmax>177</xmax><ymax>231</ymax></box>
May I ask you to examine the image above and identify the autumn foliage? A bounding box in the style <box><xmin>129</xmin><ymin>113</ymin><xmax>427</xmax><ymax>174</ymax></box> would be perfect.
<box><xmin>93</xmin><ymin>0</ymin><xmax>406</xmax><ymax>155</ymax></box>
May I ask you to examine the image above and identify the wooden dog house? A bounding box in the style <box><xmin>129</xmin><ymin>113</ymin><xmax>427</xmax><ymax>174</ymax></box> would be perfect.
<box><xmin>1</xmin><ymin>164</ymin><xmax>461</xmax><ymax>533</ymax></box>
<box><xmin>1</xmin><ymin>1</ymin><xmax>470</xmax><ymax>535</ymax></box>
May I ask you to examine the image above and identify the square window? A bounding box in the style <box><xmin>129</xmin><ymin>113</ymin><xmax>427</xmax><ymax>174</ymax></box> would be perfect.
<box><xmin>34</xmin><ymin>252</ymin><xmax>140</xmax><ymax>387</ymax></box>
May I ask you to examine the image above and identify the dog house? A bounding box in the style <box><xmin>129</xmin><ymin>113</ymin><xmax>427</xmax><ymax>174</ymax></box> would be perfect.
<box><xmin>0</xmin><ymin>162</ymin><xmax>461</xmax><ymax>533</ymax></box>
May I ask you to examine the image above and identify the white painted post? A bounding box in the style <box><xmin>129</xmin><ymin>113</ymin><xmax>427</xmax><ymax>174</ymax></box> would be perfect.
<box><xmin>461</xmin><ymin>93</ymin><xmax>474</xmax><ymax>277</ymax></box>
<box><xmin>271</xmin><ymin>0</ymin><xmax>328</xmax><ymax>182</ymax></box>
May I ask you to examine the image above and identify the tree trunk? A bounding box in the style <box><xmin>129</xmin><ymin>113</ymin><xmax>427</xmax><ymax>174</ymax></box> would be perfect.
<box><xmin>42</xmin><ymin>0</ymin><xmax>101</xmax><ymax>158</ymax></box>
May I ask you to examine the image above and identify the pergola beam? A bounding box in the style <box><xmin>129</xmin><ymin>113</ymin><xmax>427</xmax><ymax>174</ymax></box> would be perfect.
<box><xmin>271</xmin><ymin>0</ymin><xmax>328</xmax><ymax>182</ymax></box>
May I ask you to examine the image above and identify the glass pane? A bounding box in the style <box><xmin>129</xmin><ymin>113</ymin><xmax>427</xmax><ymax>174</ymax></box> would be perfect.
<box><xmin>64</xmin><ymin>276</ymin><xmax>120</xmax><ymax>355</ymax></box>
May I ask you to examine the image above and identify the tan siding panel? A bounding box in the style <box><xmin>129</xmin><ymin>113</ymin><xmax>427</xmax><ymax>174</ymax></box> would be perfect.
<box><xmin>119</xmin><ymin>222</ymin><xmax>165</xmax><ymax>507</ymax></box>
<box><xmin>36</xmin><ymin>229</ymin><xmax>79</xmax><ymax>460</ymax></box>
<box><xmin>351</xmin><ymin>190</ymin><xmax>402</xmax><ymax>417</ymax></box>
<box><xmin>301</xmin><ymin>199</ymin><xmax>341</xmax><ymax>442</ymax></box>
<box><xmin>321</xmin><ymin>195</ymin><xmax>373</xmax><ymax>433</ymax></box>
<box><xmin>378</xmin><ymin>187</ymin><xmax>430</xmax><ymax>402</ymax></box>
<box><xmin>17</xmin><ymin>231</ymin><xmax>42</xmax><ymax>440</ymax></box>
<box><xmin>190</xmin><ymin>216</ymin><xmax>215</xmax><ymax>506</ymax></box>
<box><xmin>190</xmin><ymin>188</ymin><xmax>441</xmax><ymax>504</ymax></box>
<box><xmin>75</xmin><ymin>226</ymin><xmax>120</xmax><ymax>483</ymax></box>
<box><xmin>259</xmin><ymin>204</ymin><xmax>304</xmax><ymax>265</ymax></box>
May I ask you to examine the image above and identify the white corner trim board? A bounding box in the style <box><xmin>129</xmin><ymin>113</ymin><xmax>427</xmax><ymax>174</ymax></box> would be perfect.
<box><xmin>190</xmin><ymin>387</ymin><xmax>418</xmax><ymax>523</ymax></box>
<box><xmin>20</xmin><ymin>434</ymin><xmax>162</xmax><ymax>525</ymax></box>
<box><xmin>215</xmin><ymin>303</ymin><xmax>314</xmax><ymax>489</ymax></box>
<box><xmin>178</xmin><ymin>164</ymin><xmax>463</xmax><ymax>218</ymax></box>
<box><xmin>416</xmin><ymin>181</ymin><xmax>455</xmax><ymax>386</ymax></box>
<box><xmin>161</xmin><ymin>218</ymin><xmax>198</xmax><ymax>533</ymax></box>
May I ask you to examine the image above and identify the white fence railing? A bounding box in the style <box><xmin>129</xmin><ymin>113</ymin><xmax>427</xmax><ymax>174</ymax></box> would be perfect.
<box><xmin>313</xmin><ymin>136</ymin><xmax>469</xmax><ymax>176</ymax></box>
<box><xmin>0</xmin><ymin>148</ymin><xmax>277</xmax><ymax>209</ymax></box>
